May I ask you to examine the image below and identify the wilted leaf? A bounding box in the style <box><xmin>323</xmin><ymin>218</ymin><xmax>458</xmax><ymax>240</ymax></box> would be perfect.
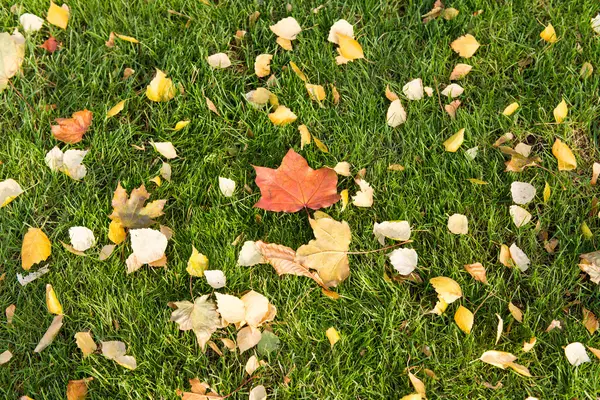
<box><xmin>51</xmin><ymin>110</ymin><xmax>93</xmax><ymax>144</ymax></box>
<box><xmin>215</xmin><ymin>292</ymin><xmax>245</xmax><ymax>324</ymax></box>
<box><xmin>306</xmin><ymin>83</ymin><xmax>326</xmax><ymax>101</ymax></box>
<box><xmin>0</xmin><ymin>350</ymin><xmax>13</xmax><ymax>365</ymax></box>
<box><xmin>255</xmin><ymin>54</ymin><xmax>272</xmax><ymax>77</ymax></box>
<box><xmin>389</xmin><ymin>248</ymin><xmax>418</xmax><ymax>275</ymax></box>
<box><xmin>509</xmin><ymin>205</ymin><xmax>531</xmax><ymax>227</ymax></box>
<box><xmin>509</xmin><ymin>243</ymin><xmax>530</xmax><ymax>271</ymax></box>
<box><xmin>254</xmin><ymin>241</ymin><xmax>324</xmax><ymax>287</ymax></box>
<box><xmin>508</xmin><ymin>302</ymin><xmax>523</xmax><ymax>322</ymax></box>
<box><xmin>218</xmin><ymin>177</ymin><xmax>235</xmax><ymax>197</ymax></box>
<box><xmin>0</xmin><ymin>30</ymin><xmax>25</xmax><ymax>92</ymax></box>
<box><xmin>205</xmin><ymin>270</ymin><xmax>226</xmax><ymax>289</ymax></box>
<box><xmin>450</xmin><ymin>63</ymin><xmax>472</xmax><ymax>80</ymax></box>
<box><xmin>495</xmin><ymin>314</ymin><xmax>503</xmax><ymax>344</ymax></box>
<box><xmin>109</xmin><ymin>183</ymin><xmax>166</xmax><ymax>229</ymax></box>
<box><xmin>66</xmin><ymin>377</ymin><xmax>93</xmax><ymax>400</ymax></box>
<box><xmin>387</xmin><ymin>99</ymin><xmax>407</xmax><ymax>127</ymax></box>
<box><xmin>270</xmin><ymin>17</ymin><xmax>301</xmax><ymax>40</ymax></box>
<box><xmin>445</xmin><ymin>100</ymin><xmax>461</xmax><ymax>119</ymax></box>
<box><xmin>268</xmin><ymin>105</ymin><xmax>297</xmax><ymax>126</ymax></box>
<box><xmin>253</xmin><ymin>149</ymin><xmax>340</xmax><ymax>212</ymax></box>
<box><xmin>328</xmin><ymin>20</ymin><xmax>353</xmax><ymax>44</ymax></box>
<box><xmin>582</xmin><ymin>308</ymin><xmax>598</xmax><ymax>335</ymax></box>
<box><xmin>34</xmin><ymin>314</ymin><xmax>64</xmax><ymax>353</ymax></box>
<box><xmin>170</xmin><ymin>296</ymin><xmax>220</xmax><ymax>350</ymax></box>
<box><xmin>101</xmin><ymin>341</ymin><xmax>137</xmax><ymax>369</ymax></box>
<box><xmin>441</xmin><ymin>83</ymin><xmax>464</xmax><ymax>98</ymax></box>
<box><xmin>580</xmin><ymin>62</ymin><xmax>593</xmax><ymax>79</ymax></box>
<box><xmin>352</xmin><ymin>179</ymin><xmax>373</xmax><ymax>207</ymax></box>
<box><xmin>373</xmin><ymin>221</ymin><xmax>411</xmax><ymax>245</ymax></box>
<box><xmin>249</xmin><ymin>385</ymin><xmax>267</xmax><ymax>400</ymax></box>
<box><xmin>207</xmin><ymin>53</ymin><xmax>231</xmax><ymax>69</ymax></box>
<box><xmin>237</xmin><ymin>326</ymin><xmax>262</xmax><ymax>353</ymax></box>
<box><xmin>107</xmin><ymin>100</ymin><xmax>125</xmax><ymax>118</ymax></box>
<box><xmin>402</xmin><ymin>78</ymin><xmax>424</xmax><ymax>100</ymax></box>
<box><xmin>40</xmin><ymin>36</ymin><xmax>59</xmax><ymax>53</ymax></box>
<box><xmin>296</xmin><ymin>216</ymin><xmax>351</xmax><ymax>288</ymax></box>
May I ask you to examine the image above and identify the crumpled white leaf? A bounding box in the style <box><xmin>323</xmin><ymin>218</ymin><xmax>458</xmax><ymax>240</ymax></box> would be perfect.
<box><xmin>207</xmin><ymin>53</ymin><xmax>231</xmax><ymax>69</ymax></box>
<box><xmin>592</xmin><ymin>14</ymin><xmax>600</xmax><ymax>34</ymax></box>
<box><xmin>270</xmin><ymin>17</ymin><xmax>301</xmax><ymax>40</ymax></box>
<box><xmin>510</xmin><ymin>182</ymin><xmax>536</xmax><ymax>205</ymax></box>
<box><xmin>352</xmin><ymin>179</ymin><xmax>373</xmax><ymax>207</ymax></box>
<box><xmin>565</xmin><ymin>342</ymin><xmax>590</xmax><ymax>366</ymax></box>
<box><xmin>237</xmin><ymin>241</ymin><xmax>265</xmax><ymax>266</ymax></box>
<box><xmin>17</xmin><ymin>264</ymin><xmax>50</xmax><ymax>286</ymax></box>
<box><xmin>205</xmin><ymin>270</ymin><xmax>226</xmax><ymax>289</ymax></box>
<box><xmin>441</xmin><ymin>84</ymin><xmax>464</xmax><ymax>98</ymax></box>
<box><xmin>509</xmin><ymin>243</ymin><xmax>530</xmax><ymax>271</ymax></box>
<box><xmin>373</xmin><ymin>221</ymin><xmax>411</xmax><ymax>245</ymax></box>
<box><xmin>128</xmin><ymin>228</ymin><xmax>167</xmax><ymax>268</ymax></box>
<box><xmin>151</xmin><ymin>141</ymin><xmax>177</xmax><ymax>159</ymax></box>
<box><xmin>19</xmin><ymin>13</ymin><xmax>44</xmax><ymax>33</ymax></box>
<box><xmin>448</xmin><ymin>214</ymin><xmax>468</xmax><ymax>234</ymax></box>
<box><xmin>509</xmin><ymin>205</ymin><xmax>532</xmax><ymax>227</ymax></box>
<box><xmin>69</xmin><ymin>226</ymin><xmax>95</xmax><ymax>251</ymax></box>
<box><xmin>218</xmin><ymin>177</ymin><xmax>235</xmax><ymax>197</ymax></box>
<box><xmin>387</xmin><ymin>99</ymin><xmax>406</xmax><ymax>127</ymax></box>
<box><xmin>249</xmin><ymin>385</ymin><xmax>267</xmax><ymax>400</ymax></box>
<box><xmin>0</xmin><ymin>178</ymin><xmax>24</xmax><ymax>207</ymax></box>
<box><xmin>101</xmin><ymin>341</ymin><xmax>137</xmax><ymax>370</ymax></box>
<box><xmin>45</xmin><ymin>147</ymin><xmax>89</xmax><ymax>180</ymax></box>
<box><xmin>328</xmin><ymin>19</ymin><xmax>353</xmax><ymax>44</ymax></box>
<box><xmin>333</xmin><ymin>162</ymin><xmax>351</xmax><ymax>176</ymax></box>
<box><xmin>402</xmin><ymin>78</ymin><xmax>424</xmax><ymax>100</ymax></box>
<box><xmin>388</xmin><ymin>248</ymin><xmax>418</xmax><ymax>275</ymax></box>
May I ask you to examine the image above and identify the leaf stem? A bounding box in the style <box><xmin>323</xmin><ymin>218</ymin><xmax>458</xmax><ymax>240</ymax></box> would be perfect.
<box><xmin>346</xmin><ymin>240</ymin><xmax>412</xmax><ymax>255</ymax></box>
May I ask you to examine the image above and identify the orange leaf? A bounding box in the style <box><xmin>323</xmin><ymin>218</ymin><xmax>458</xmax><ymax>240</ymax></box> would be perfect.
<box><xmin>253</xmin><ymin>149</ymin><xmax>340</xmax><ymax>212</ymax></box>
<box><xmin>51</xmin><ymin>110</ymin><xmax>93</xmax><ymax>144</ymax></box>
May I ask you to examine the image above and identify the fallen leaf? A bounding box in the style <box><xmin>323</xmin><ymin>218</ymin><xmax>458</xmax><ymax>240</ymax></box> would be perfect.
<box><xmin>508</xmin><ymin>302</ymin><xmax>523</xmax><ymax>322</ymax></box>
<box><xmin>402</xmin><ymin>78</ymin><xmax>424</xmax><ymax>100</ymax></box>
<box><xmin>588</xmin><ymin>346</ymin><xmax>600</xmax><ymax>360</ymax></box>
<box><xmin>565</xmin><ymin>342</ymin><xmax>590</xmax><ymax>366</ymax></box>
<box><xmin>66</xmin><ymin>378</ymin><xmax>93</xmax><ymax>400</ymax></box>
<box><xmin>509</xmin><ymin>243</ymin><xmax>530</xmax><ymax>271</ymax></box>
<box><xmin>205</xmin><ymin>270</ymin><xmax>226</xmax><ymax>289</ymax></box>
<box><xmin>0</xmin><ymin>179</ymin><xmax>23</xmax><ymax>207</ymax></box>
<box><xmin>333</xmin><ymin>162</ymin><xmax>351</xmax><ymax>176</ymax></box>
<box><xmin>337</xmin><ymin>34</ymin><xmax>364</xmax><ymax>60</ymax></box>
<box><xmin>580</xmin><ymin>62</ymin><xmax>593</xmax><ymax>79</ymax></box>
<box><xmin>115</xmin><ymin>33</ymin><xmax>138</xmax><ymax>43</ymax></box>
<box><xmin>503</xmin><ymin>102</ymin><xmax>519</xmax><ymax>116</ymax></box>
<box><xmin>450</xmin><ymin>63</ymin><xmax>472</xmax><ymax>80</ymax></box>
<box><xmin>69</xmin><ymin>226</ymin><xmax>95</xmax><ymax>252</ymax></box>
<box><xmin>385</xmin><ymin>85</ymin><xmax>399</xmax><ymax>101</ymax></box>
<box><xmin>268</xmin><ymin>105</ymin><xmax>297</xmax><ymax>126</ymax></box>
<box><xmin>373</xmin><ymin>221</ymin><xmax>411</xmax><ymax>245</ymax></box>
<box><xmin>0</xmin><ymin>350</ymin><xmax>12</xmax><ymax>365</ymax></box>
<box><xmin>123</xmin><ymin>68</ymin><xmax>135</xmax><ymax>79</ymax></box>
<box><xmin>146</xmin><ymin>69</ymin><xmax>176</xmax><ymax>102</ymax></box>
<box><xmin>591</xmin><ymin>163</ymin><xmax>600</xmax><ymax>185</ymax></box>
<box><xmin>430</xmin><ymin>277</ymin><xmax>462</xmax><ymax>303</ymax></box>
<box><xmin>51</xmin><ymin>110</ymin><xmax>93</xmax><ymax>144</ymax></box>
<box><xmin>74</xmin><ymin>332</ymin><xmax>97</xmax><ymax>356</ymax></box>
<box><xmin>245</xmin><ymin>355</ymin><xmax>261</xmax><ymax>375</ymax></box>
<box><xmin>306</xmin><ymin>83</ymin><xmax>326</xmax><ymax>101</ymax></box>
<box><xmin>40</xmin><ymin>35</ymin><xmax>59</xmax><ymax>53</ymax></box>
<box><xmin>352</xmin><ymin>179</ymin><xmax>373</xmax><ymax>207</ymax></box>
<box><xmin>523</xmin><ymin>337</ymin><xmax>536</xmax><ymax>352</ymax></box>
<box><xmin>509</xmin><ymin>205</ymin><xmax>531</xmax><ymax>227</ymax></box>
<box><xmin>20</xmin><ymin>13</ymin><xmax>44</xmax><ymax>33</ymax></box>
<box><xmin>326</xmin><ymin>327</ymin><xmax>340</xmax><ymax>347</ymax></box>
<box><xmin>454</xmin><ymin>305</ymin><xmax>474</xmax><ymax>334</ymax></box>
<box><xmin>107</xmin><ymin>100</ymin><xmax>125</xmax><ymax>118</ymax></box>
<box><xmin>540</xmin><ymin>23</ymin><xmax>557</xmax><ymax>43</ymax></box>
<box><xmin>408</xmin><ymin>372</ymin><xmax>426</xmax><ymax>396</ymax></box>
<box><xmin>441</xmin><ymin>83</ymin><xmax>464</xmax><ymax>97</ymax></box>
<box><xmin>495</xmin><ymin>314</ymin><xmax>503</xmax><ymax>344</ymax></box>
<box><xmin>257</xmin><ymin>330</ymin><xmax>280</xmax><ymax>355</ymax></box>
<box><xmin>101</xmin><ymin>341</ymin><xmax>137</xmax><ymax>369</ymax></box>
<box><xmin>207</xmin><ymin>53</ymin><xmax>231</xmax><ymax>69</ymax></box>
<box><xmin>546</xmin><ymin>319</ymin><xmax>562</xmax><ymax>332</ymax></box>
<box><xmin>276</xmin><ymin>37</ymin><xmax>293</xmax><ymax>50</ymax></box>
<box><xmin>173</xmin><ymin>120</ymin><xmax>190</xmax><ymax>131</ymax></box>
<box><xmin>331</xmin><ymin>84</ymin><xmax>340</xmax><ymax>104</ymax></box>
<box><xmin>34</xmin><ymin>314</ymin><xmax>64</xmax><ymax>353</ymax></box>
<box><xmin>187</xmin><ymin>246</ymin><xmax>208</xmax><ymax>277</ymax></box>
<box><xmin>237</xmin><ymin>326</ymin><xmax>262</xmax><ymax>353</ymax></box>
<box><xmin>445</xmin><ymin>100</ymin><xmax>461</xmax><ymax>119</ymax></box>
<box><xmin>511</xmin><ymin>182</ymin><xmax>536</xmax><ymax>205</ymax></box>
<box><xmin>255</xmin><ymin>54</ymin><xmax>273</xmax><ymax>78</ymax></box>
<box><xmin>0</xmin><ymin>30</ymin><xmax>25</xmax><ymax>92</ymax></box>
<box><xmin>215</xmin><ymin>292</ymin><xmax>245</xmax><ymax>324</ymax></box>
<box><xmin>270</xmin><ymin>17</ymin><xmax>301</xmax><ymax>40</ymax></box>
<box><xmin>21</xmin><ymin>228</ymin><xmax>51</xmax><ymax>270</ymax></box>
<box><xmin>109</xmin><ymin>183</ymin><xmax>166</xmax><ymax>229</ymax></box>
<box><xmin>328</xmin><ymin>20</ymin><xmax>353</xmax><ymax>44</ymax></box>
<box><xmin>296</xmin><ymin>216</ymin><xmax>351</xmax><ymax>287</ymax></box>
<box><xmin>129</xmin><ymin>228</ymin><xmax>167</xmax><ymax>265</ymax></box>
<box><xmin>448</xmin><ymin>213</ymin><xmax>468</xmax><ymax>234</ymax></box>
<box><xmin>443</xmin><ymin>7</ymin><xmax>459</xmax><ymax>20</ymax></box>
<box><xmin>464</xmin><ymin>262</ymin><xmax>487</xmax><ymax>284</ymax></box>
<box><xmin>479</xmin><ymin>350</ymin><xmax>516</xmax><ymax>368</ymax></box>
<box><xmin>160</xmin><ymin>163</ymin><xmax>172</xmax><ymax>182</ymax></box>
<box><xmin>46</xmin><ymin>284</ymin><xmax>63</xmax><ymax>315</ymax></box>
<box><xmin>17</xmin><ymin>265</ymin><xmax>50</xmax><ymax>286</ymax></box>
<box><xmin>237</xmin><ymin>241</ymin><xmax>265</xmax><ymax>266</ymax></box>
<box><xmin>249</xmin><ymin>385</ymin><xmax>267</xmax><ymax>400</ymax></box>
<box><xmin>47</xmin><ymin>1</ymin><xmax>69</xmax><ymax>30</ymax></box>
<box><xmin>151</xmin><ymin>141</ymin><xmax>177</xmax><ymax>159</ymax></box>
<box><xmin>582</xmin><ymin>308</ymin><xmax>598</xmax><ymax>335</ymax></box>
<box><xmin>6</xmin><ymin>304</ymin><xmax>15</xmax><ymax>324</ymax></box>
<box><xmin>553</xmin><ymin>99</ymin><xmax>568</xmax><ymax>123</ymax></box>
<box><xmin>218</xmin><ymin>177</ymin><xmax>235</xmax><ymax>197</ymax></box>
<box><xmin>552</xmin><ymin>138</ymin><xmax>576</xmax><ymax>171</ymax></box>
<box><xmin>170</xmin><ymin>296</ymin><xmax>220</xmax><ymax>350</ymax></box>
<box><xmin>253</xmin><ymin>149</ymin><xmax>340</xmax><ymax>212</ymax></box>
<box><xmin>444</xmin><ymin>128</ymin><xmax>465</xmax><ymax>152</ymax></box>
<box><xmin>451</xmin><ymin>34</ymin><xmax>480</xmax><ymax>58</ymax></box>
<box><xmin>387</xmin><ymin>99</ymin><xmax>407</xmax><ymax>127</ymax></box>
<box><xmin>389</xmin><ymin>248</ymin><xmax>418</xmax><ymax>275</ymax></box>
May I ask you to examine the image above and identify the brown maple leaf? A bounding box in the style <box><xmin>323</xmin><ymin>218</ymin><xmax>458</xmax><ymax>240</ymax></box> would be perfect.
<box><xmin>109</xmin><ymin>183</ymin><xmax>166</xmax><ymax>229</ymax></box>
<box><xmin>253</xmin><ymin>148</ymin><xmax>340</xmax><ymax>212</ymax></box>
<box><xmin>51</xmin><ymin>110</ymin><xmax>93</xmax><ymax>144</ymax></box>
<box><xmin>40</xmin><ymin>36</ymin><xmax>59</xmax><ymax>53</ymax></box>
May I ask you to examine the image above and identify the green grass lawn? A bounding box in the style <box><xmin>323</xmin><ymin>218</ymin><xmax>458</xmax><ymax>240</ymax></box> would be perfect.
<box><xmin>2</xmin><ymin>0</ymin><xmax>600</xmax><ymax>398</ymax></box>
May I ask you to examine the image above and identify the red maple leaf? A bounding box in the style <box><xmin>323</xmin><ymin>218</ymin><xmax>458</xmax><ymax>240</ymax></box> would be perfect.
<box><xmin>253</xmin><ymin>149</ymin><xmax>340</xmax><ymax>212</ymax></box>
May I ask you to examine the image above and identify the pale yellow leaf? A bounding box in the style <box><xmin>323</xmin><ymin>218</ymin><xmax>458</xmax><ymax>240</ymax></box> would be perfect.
<box><xmin>443</xmin><ymin>128</ymin><xmax>465</xmax><ymax>152</ymax></box>
<box><xmin>107</xmin><ymin>100</ymin><xmax>126</xmax><ymax>118</ymax></box>
<box><xmin>408</xmin><ymin>372</ymin><xmax>426</xmax><ymax>396</ymax></box>
<box><xmin>268</xmin><ymin>105</ymin><xmax>297</xmax><ymax>126</ymax></box>
<box><xmin>207</xmin><ymin>53</ymin><xmax>231</xmax><ymax>69</ymax></box>
<box><xmin>450</xmin><ymin>34</ymin><xmax>480</xmax><ymax>58</ymax></box>
<box><xmin>523</xmin><ymin>337</ymin><xmax>536</xmax><ymax>352</ymax></box>
<box><xmin>508</xmin><ymin>302</ymin><xmax>523</xmax><ymax>322</ymax></box>
<box><xmin>543</xmin><ymin>181</ymin><xmax>551</xmax><ymax>202</ymax></box>
<box><xmin>74</xmin><ymin>332</ymin><xmax>97</xmax><ymax>357</ymax></box>
<box><xmin>276</xmin><ymin>37</ymin><xmax>293</xmax><ymax>50</ymax></box>
<box><xmin>450</xmin><ymin>63</ymin><xmax>472</xmax><ymax>80</ymax></box>
<box><xmin>502</xmin><ymin>102</ymin><xmax>519</xmax><ymax>116</ymax></box>
<box><xmin>326</xmin><ymin>327</ymin><xmax>340</xmax><ymax>347</ymax></box>
<box><xmin>313</xmin><ymin>137</ymin><xmax>329</xmax><ymax>153</ymax></box>
<box><xmin>34</xmin><ymin>314</ymin><xmax>64</xmax><ymax>353</ymax></box>
<box><xmin>467</xmin><ymin>178</ymin><xmax>488</xmax><ymax>185</ymax></box>
<box><xmin>583</xmin><ymin>308</ymin><xmax>598</xmax><ymax>335</ymax></box>
<box><xmin>145</xmin><ymin>69</ymin><xmax>176</xmax><ymax>102</ymax></box>
<box><xmin>255</xmin><ymin>54</ymin><xmax>273</xmax><ymax>78</ymax></box>
<box><xmin>306</xmin><ymin>83</ymin><xmax>326</xmax><ymax>101</ymax></box>
<box><xmin>430</xmin><ymin>277</ymin><xmax>462</xmax><ymax>303</ymax></box>
<box><xmin>464</xmin><ymin>262</ymin><xmax>487</xmax><ymax>284</ymax></box>
<box><xmin>237</xmin><ymin>326</ymin><xmax>262</xmax><ymax>353</ymax></box>
<box><xmin>340</xmin><ymin>189</ymin><xmax>348</xmax><ymax>211</ymax></box>
<box><xmin>553</xmin><ymin>99</ymin><xmax>568</xmax><ymax>123</ymax></box>
<box><xmin>337</xmin><ymin>34</ymin><xmax>364</xmax><ymax>60</ymax></box>
<box><xmin>299</xmin><ymin>125</ymin><xmax>311</xmax><ymax>149</ymax></box>
<box><xmin>289</xmin><ymin>61</ymin><xmax>308</xmax><ymax>82</ymax></box>
<box><xmin>269</xmin><ymin>17</ymin><xmax>301</xmax><ymax>40</ymax></box>
<box><xmin>187</xmin><ymin>246</ymin><xmax>208</xmax><ymax>277</ymax></box>
<box><xmin>173</xmin><ymin>120</ymin><xmax>190</xmax><ymax>131</ymax></box>
<box><xmin>448</xmin><ymin>213</ymin><xmax>468</xmax><ymax>234</ymax></box>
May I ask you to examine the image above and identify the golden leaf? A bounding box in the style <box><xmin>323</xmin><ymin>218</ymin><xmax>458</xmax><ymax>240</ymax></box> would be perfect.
<box><xmin>540</xmin><ymin>24</ymin><xmax>557</xmax><ymax>43</ymax></box>
<box><xmin>173</xmin><ymin>120</ymin><xmax>190</xmax><ymax>131</ymax></box>
<box><xmin>543</xmin><ymin>181</ymin><xmax>551</xmax><ymax>202</ymax></box>
<box><xmin>299</xmin><ymin>124</ymin><xmax>311</xmax><ymax>149</ymax></box>
<box><xmin>74</xmin><ymin>332</ymin><xmax>97</xmax><ymax>357</ymax></box>
<box><xmin>268</xmin><ymin>105</ymin><xmax>297</xmax><ymax>126</ymax></box>
<box><xmin>187</xmin><ymin>246</ymin><xmax>208</xmax><ymax>277</ymax></box>
<box><xmin>449</xmin><ymin>63</ymin><xmax>472</xmax><ymax>80</ymax></box>
<box><xmin>553</xmin><ymin>99</ymin><xmax>568</xmax><ymax>123</ymax></box>
<box><xmin>464</xmin><ymin>262</ymin><xmax>487</xmax><ymax>284</ymax></box>
<box><xmin>450</xmin><ymin>34</ymin><xmax>480</xmax><ymax>58</ymax></box>
<box><xmin>115</xmin><ymin>33</ymin><xmax>138</xmax><ymax>43</ymax></box>
<box><xmin>306</xmin><ymin>83</ymin><xmax>326</xmax><ymax>101</ymax></box>
<box><xmin>45</xmin><ymin>284</ymin><xmax>63</xmax><ymax>315</ymax></box>
<box><xmin>508</xmin><ymin>302</ymin><xmax>523</xmax><ymax>322</ymax></box>
<box><xmin>21</xmin><ymin>228</ymin><xmax>51</xmax><ymax>270</ymax></box>
<box><xmin>443</xmin><ymin>128</ymin><xmax>465</xmax><ymax>152</ymax></box>
<box><xmin>107</xmin><ymin>100</ymin><xmax>125</xmax><ymax>118</ymax></box>
<box><xmin>145</xmin><ymin>69</ymin><xmax>176</xmax><ymax>102</ymax></box>
<box><xmin>47</xmin><ymin>2</ymin><xmax>69</xmax><ymax>30</ymax></box>
<box><xmin>552</xmin><ymin>138</ymin><xmax>576</xmax><ymax>171</ymax></box>
<box><xmin>255</xmin><ymin>54</ymin><xmax>273</xmax><ymax>78</ymax></box>
<box><xmin>502</xmin><ymin>102</ymin><xmax>519</xmax><ymax>116</ymax></box>
<box><xmin>454</xmin><ymin>305</ymin><xmax>474</xmax><ymax>334</ymax></box>
<box><xmin>583</xmin><ymin>308</ymin><xmax>598</xmax><ymax>335</ymax></box>
<box><xmin>337</xmin><ymin>34</ymin><xmax>364</xmax><ymax>60</ymax></box>
<box><xmin>430</xmin><ymin>277</ymin><xmax>462</xmax><ymax>303</ymax></box>
<box><xmin>289</xmin><ymin>61</ymin><xmax>307</xmax><ymax>82</ymax></box>
<box><xmin>326</xmin><ymin>327</ymin><xmax>340</xmax><ymax>347</ymax></box>
<box><xmin>66</xmin><ymin>377</ymin><xmax>93</xmax><ymax>400</ymax></box>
